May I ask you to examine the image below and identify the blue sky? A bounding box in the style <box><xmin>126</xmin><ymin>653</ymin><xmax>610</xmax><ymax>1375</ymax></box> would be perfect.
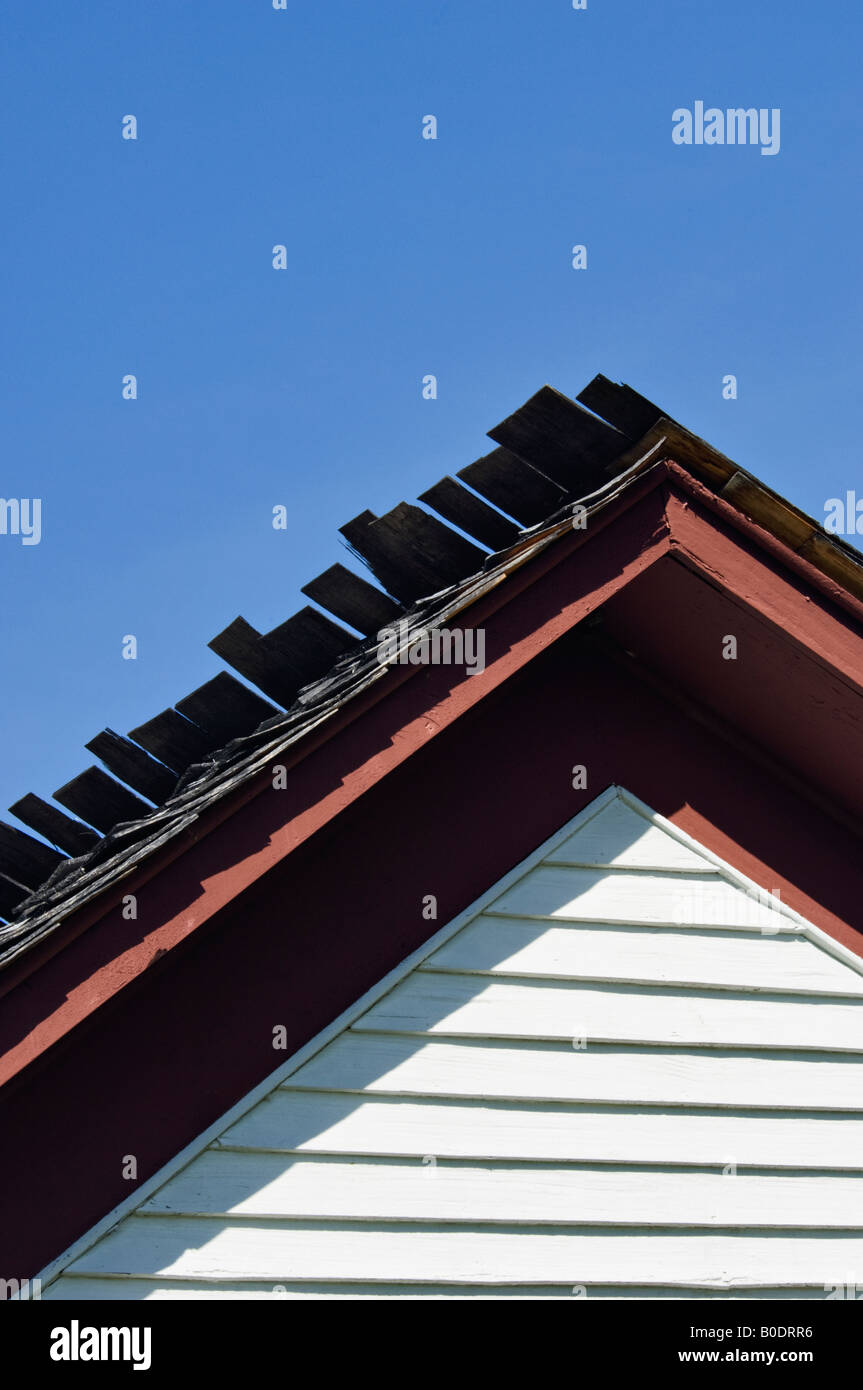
<box><xmin>1</xmin><ymin>0</ymin><xmax>860</xmax><ymax>824</ymax></box>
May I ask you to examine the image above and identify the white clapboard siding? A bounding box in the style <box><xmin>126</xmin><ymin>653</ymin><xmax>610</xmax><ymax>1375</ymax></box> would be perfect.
<box><xmin>490</xmin><ymin>866</ymin><xmax>785</xmax><ymax>931</ymax></box>
<box><xmin>139</xmin><ymin>1153</ymin><xmax>863</xmax><ymax>1229</ymax></box>
<box><xmin>287</xmin><ymin>1034</ymin><xmax>863</xmax><ymax>1111</ymax></box>
<box><xmin>64</xmin><ymin>1217</ymin><xmax>863</xmax><ymax>1287</ymax></box>
<box><xmin>545</xmin><ymin>799</ymin><xmax>714</xmax><ymax>872</ymax></box>
<box><xmin>44</xmin><ymin>1278</ymin><xmax>838</xmax><ymax>1300</ymax></box>
<box><xmin>220</xmin><ymin>1091</ymin><xmax>863</xmax><ymax>1171</ymax></box>
<box><xmin>352</xmin><ymin>972</ymin><xmax>863</xmax><ymax>1052</ymax></box>
<box><xmin>426</xmin><ymin>920</ymin><xmax>863</xmax><ymax>997</ymax></box>
<box><xmin>42</xmin><ymin>786</ymin><xmax>863</xmax><ymax>1300</ymax></box>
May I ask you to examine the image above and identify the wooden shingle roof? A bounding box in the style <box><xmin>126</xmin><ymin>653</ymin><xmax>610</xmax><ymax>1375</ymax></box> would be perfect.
<box><xmin>1</xmin><ymin>375</ymin><xmax>861</xmax><ymax>966</ymax></box>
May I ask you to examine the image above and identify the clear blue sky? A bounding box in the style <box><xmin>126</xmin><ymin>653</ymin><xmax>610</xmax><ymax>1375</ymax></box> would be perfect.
<box><xmin>1</xmin><ymin>0</ymin><xmax>861</xmax><ymax>824</ymax></box>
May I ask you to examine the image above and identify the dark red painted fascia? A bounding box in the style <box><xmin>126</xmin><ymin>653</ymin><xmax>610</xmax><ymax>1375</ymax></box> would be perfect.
<box><xmin>663</xmin><ymin>460</ymin><xmax>863</xmax><ymax>644</ymax></box>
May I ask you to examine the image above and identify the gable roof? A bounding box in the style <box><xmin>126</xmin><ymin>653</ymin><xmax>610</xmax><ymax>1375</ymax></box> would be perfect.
<box><xmin>1</xmin><ymin>375</ymin><xmax>862</xmax><ymax>970</ymax></box>
<box><xmin>4</xmin><ymin>378</ymin><xmax>863</xmax><ymax>1287</ymax></box>
<box><xmin>39</xmin><ymin>787</ymin><xmax>863</xmax><ymax>1300</ymax></box>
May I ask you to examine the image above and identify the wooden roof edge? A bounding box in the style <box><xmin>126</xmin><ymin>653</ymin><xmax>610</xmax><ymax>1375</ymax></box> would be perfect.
<box><xmin>618</xmin><ymin>416</ymin><xmax>863</xmax><ymax>610</ymax></box>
